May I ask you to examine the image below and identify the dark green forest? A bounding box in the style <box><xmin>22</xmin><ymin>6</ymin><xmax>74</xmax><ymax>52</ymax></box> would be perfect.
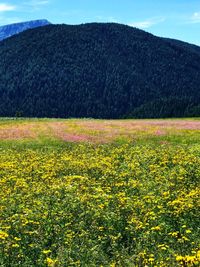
<box><xmin>0</xmin><ymin>22</ymin><xmax>200</xmax><ymax>118</ymax></box>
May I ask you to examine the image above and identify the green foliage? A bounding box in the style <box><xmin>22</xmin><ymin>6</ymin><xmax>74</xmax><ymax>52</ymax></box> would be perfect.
<box><xmin>0</xmin><ymin>119</ymin><xmax>200</xmax><ymax>265</ymax></box>
<box><xmin>0</xmin><ymin>23</ymin><xmax>200</xmax><ymax>118</ymax></box>
<box><xmin>0</xmin><ymin>143</ymin><xmax>200</xmax><ymax>266</ymax></box>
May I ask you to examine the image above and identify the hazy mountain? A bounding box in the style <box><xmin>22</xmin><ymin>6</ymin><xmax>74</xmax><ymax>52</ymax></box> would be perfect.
<box><xmin>0</xmin><ymin>22</ymin><xmax>200</xmax><ymax>118</ymax></box>
<box><xmin>0</xmin><ymin>19</ymin><xmax>50</xmax><ymax>41</ymax></box>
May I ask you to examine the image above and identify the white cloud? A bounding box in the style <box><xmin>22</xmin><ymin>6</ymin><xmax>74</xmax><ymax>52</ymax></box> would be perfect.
<box><xmin>28</xmin><ymin>0</ymin><xmax>49</xmax><ymax>6</ymax></box>
<box><xmin>23</xmin><ymin>0</ymin><xmax>49</xmax><ymax>12</ymax></box>
<box><xmin>190</xmin><ymin>12</ymin><xmax>200</xmax><ymax>23</ymax></box>
<box><xmin>0</xmin><ymin>3</ymin><xmax>16</xmax><ymax>12</ymax></box>
<box><xmin>128</xmin><ymin>17</ymin><xmax>165</xmax><ymax>29</ymax></box>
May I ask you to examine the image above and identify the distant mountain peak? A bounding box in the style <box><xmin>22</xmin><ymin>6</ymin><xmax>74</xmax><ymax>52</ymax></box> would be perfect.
<box><xmin>0</xmin><ymin>19</ymin><xmax>51</xmax><ymax>41</ymax></box>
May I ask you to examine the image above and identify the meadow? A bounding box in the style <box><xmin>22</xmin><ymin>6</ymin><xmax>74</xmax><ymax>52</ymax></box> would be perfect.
<box><xmin>0</xmin><ymin>118</ymin><xmax>199</xmax><ymax>266</ymax></box>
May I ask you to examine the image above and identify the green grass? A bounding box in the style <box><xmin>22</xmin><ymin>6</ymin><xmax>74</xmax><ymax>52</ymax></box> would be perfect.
<box><xmin>0</xmin><ymin>118</ymin><xmax>199</xmax><ymax>266</ymax></box>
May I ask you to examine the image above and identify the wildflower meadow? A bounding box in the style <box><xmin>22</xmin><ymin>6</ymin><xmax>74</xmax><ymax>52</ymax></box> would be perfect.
<box><xmin>0</xmin><ymin>118</ymin><xmax>199</xmax><ymax>266</ymax></box>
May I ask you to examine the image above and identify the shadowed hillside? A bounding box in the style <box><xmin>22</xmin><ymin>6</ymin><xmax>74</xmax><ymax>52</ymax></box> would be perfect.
<box><xmin>0</xmin><ymin>22</ymin><xmax>200</xmax><ymax>118</ymax></box>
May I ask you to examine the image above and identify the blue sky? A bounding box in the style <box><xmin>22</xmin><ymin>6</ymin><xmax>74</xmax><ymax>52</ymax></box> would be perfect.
<box><xmin>0</xmin><ymin>0</ymin><xmax>200</xmax><ymax>45</ymax></box>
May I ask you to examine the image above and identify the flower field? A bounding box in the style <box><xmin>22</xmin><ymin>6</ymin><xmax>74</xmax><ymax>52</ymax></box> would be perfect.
<box><xmin>0</xmin><ymin>118</ymin><xmax>200</xmax><ymax>266</ymax></box>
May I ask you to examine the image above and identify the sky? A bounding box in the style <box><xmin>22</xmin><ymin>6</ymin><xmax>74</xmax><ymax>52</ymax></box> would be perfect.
<box><xmin>0</xmin><ymin>0</ymin><xmax>200</xmax><ymax>46</ymax></box>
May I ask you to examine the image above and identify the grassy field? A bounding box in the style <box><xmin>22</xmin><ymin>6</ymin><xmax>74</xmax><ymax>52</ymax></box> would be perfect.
<box><xmin>0</xmin><ymin>118</ymin><xmax>200</xmax><ymax>266</ymax></box>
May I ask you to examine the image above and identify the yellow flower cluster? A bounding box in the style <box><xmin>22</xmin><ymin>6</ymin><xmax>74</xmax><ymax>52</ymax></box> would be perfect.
<box><xmin>0</xmin><ymin>142</ymin><xmax>199</xmax><ymax>266</ymax></box>
<box><xmin>176</xmin><ymin>250</ymin><xmax>200</xmax><ymax>266</ymax></box>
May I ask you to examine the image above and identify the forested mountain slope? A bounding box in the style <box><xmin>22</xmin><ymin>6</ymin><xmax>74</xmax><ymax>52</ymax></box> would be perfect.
<box><xmin>0</xmin><ymin>22</ymin><xmax>200</xmax><ymax>118</ymax></box>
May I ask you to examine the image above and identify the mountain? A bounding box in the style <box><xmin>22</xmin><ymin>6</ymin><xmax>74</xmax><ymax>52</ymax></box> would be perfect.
<box><xmin>0</xmin><ymin>22</ymin><xmax>200</xmax><ymax>118</ymax></box>
<box><xmin>0</xmin><ymin>19</ymin><xmax>50</xmax><ymax>41</ymax></box>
